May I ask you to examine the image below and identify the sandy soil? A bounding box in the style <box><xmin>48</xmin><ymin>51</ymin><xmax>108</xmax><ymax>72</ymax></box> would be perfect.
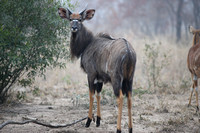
<box><xmin>0</xmin><ymin>90</ymin><xmax>200</xmax><ymax>133</ymax></box>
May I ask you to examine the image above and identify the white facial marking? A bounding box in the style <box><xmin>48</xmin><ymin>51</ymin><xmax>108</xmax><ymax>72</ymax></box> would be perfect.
<box><xmin>71</xmin><ymin>28</ymin><xmax>78</xmax><ymax>32</ymax></box>
<box><xmin>72</xmin><ymin>20</ymin><xmax>78</xmax><ymax>22</ymax></box>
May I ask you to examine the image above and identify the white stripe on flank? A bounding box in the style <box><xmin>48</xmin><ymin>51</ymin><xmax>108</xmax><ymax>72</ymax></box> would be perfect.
<box><xmin>105</xmin><ymin>61</ymin><xmax>108</xmax><ymax>73</ymax></box>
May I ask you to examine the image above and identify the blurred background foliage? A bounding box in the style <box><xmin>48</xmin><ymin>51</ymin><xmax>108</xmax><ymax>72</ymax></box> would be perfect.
<box><xmin>0</xmin><ymin>0</ymin><xmax>71</xmax><ymax>103</ymax></box>
<box><xmin>84</xmin><ymin>0</ymin><xmax>200</xmax><ymax>43</ymax></box>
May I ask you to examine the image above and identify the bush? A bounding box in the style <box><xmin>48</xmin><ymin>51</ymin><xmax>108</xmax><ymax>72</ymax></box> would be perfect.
<box><xmin>143</xmin><ymin>42</ymin><xmax>171</xmax><ymax>90</ymax></box>
<box><xmin>0</xmin><ymin>0</ymin><xmax>71</xmax><ymax>103</ymax></box>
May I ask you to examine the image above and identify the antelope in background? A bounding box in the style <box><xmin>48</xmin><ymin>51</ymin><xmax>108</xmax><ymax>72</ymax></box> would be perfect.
<box><xmin>58</xmin><ymin>6</ymin><xmax>136</xmax><ymax>133</ymax></box>
<box><xmin>187</xmin><ymin>26</ymin><xmax>200</xmax><ymax>112</ymax></box>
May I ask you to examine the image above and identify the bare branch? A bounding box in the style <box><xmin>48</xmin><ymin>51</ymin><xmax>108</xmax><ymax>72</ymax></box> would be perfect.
<box><xmin>0</xmin><ymin>115</ymin><xmax>90</xmax><ymax>130</ymax></box>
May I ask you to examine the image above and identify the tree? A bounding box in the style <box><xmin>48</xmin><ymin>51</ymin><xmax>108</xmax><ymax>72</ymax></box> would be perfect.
<box><xmin>166</xmin><ymin>0</ymin><xmax>184</xmax><ymax>42</ymax></box>
<box><xmin>192</xmin><ymin>0</ymin><xmax>200</xmax><ymax>28</ymax></box>
<box><xmin>0</xmin><ymin>0</ymin><xmax>71</xmax><ymax>103</ymax></box>
<box><xmin>176</xmin><ymin>0</ymin><xmax>184</xmax><ymax>42</ymax></box>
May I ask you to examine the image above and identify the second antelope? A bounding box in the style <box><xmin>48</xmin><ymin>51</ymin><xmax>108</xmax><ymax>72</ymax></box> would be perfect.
<box><xmin>187</xmin><ymin>26</ymin><xmax>200</xmax><ymax>112</ymax></box>
<box><xmin>58</xmin><ymin>6</ymin><xmax>136</xmax><ymax>133</ymax></box>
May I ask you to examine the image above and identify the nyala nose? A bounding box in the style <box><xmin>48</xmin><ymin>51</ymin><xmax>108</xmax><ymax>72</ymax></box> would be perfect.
<box><xmin>72</xmin><ymin>26</ymin><xmax>77</xmax><ymax>30</ymax></box>
<box><xmin>71</xmin><ymin>20</ymin><xmax>78</xmax><ymax>32</ymax></box>
<box><xmin>71</xmin><ymin>26</ymin><xmax>78</xmax><ymax>32</ymax></box>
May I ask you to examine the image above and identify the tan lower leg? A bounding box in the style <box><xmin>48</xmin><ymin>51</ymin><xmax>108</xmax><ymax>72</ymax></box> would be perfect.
<box><xmin>127</xmin><ymin>92</ymin><xmax>133</xmax><ymax>129</ymax></box>
<box><xmin>189</xmin><ymin>75</ymin><xmax>195</xmax><ymax>106</ymax></box>
<box><xmin>188</xmin><ymin>88</ymin><xmax>194</xmax><ymax>106</ymax></box>
<box><xmin>195</xmin><ymin>90</ymin><xmax>199</xmax><ymax>109</ymax></box>
<box><xmin>88</xmin><ymin>90</ymin><xmax>94</xmax><ymax>119</ymax></box>
<box><xmin>117</xmin><ymin>89</ymin><xmax>123</xmax><ymax>131</ymax></box>
<box><xmin>194</xmin><ymin>80</ymin><xmax>199</xmax><ymax>110</ymax></box>
<box><xmin>96</xmin><ymin>94</ymin><xmax>101</xmax><ymax>117</ymax></box>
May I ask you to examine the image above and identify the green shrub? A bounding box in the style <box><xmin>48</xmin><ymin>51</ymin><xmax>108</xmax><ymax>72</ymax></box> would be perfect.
<box><xmin>143</xmin><ymin>42</ymin><xmax>171</xmax><ymax>90</ymax></box>
<box><xmin>16</xmin><ymin>91</ymin><xmax>27</xmax><ymax>101</ymax></box>
<box><xmin>32</xmin><ymin>87</ymin><xmax>40</xmax><ymax>96</ymax></box>
<box><xmin>0</xmin><ymin>0</ymin><xmax>71</xmax><ymax>103</ymax></box>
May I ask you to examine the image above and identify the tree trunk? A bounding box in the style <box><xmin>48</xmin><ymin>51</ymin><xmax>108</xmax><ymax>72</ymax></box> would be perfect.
<box><xmin>176</xmin><ymin>0</ymin><xmax>183</xmax><ymax>42</ymax></box>
<box><xmin>192</xmin><ymin>0</ymin><xmax>200</xmax><ymax>28</ymax></box>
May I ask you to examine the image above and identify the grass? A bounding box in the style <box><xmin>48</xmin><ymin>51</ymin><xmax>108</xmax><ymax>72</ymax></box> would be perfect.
<box><xmin>10</xmin><ymin>34</ymin><xmax>193</xmax><ymax>105</ymax></box>
<box><xmin>133</xmin><ymin>87</ymin><xmax>151</xmax><ymax>98</ymax></box>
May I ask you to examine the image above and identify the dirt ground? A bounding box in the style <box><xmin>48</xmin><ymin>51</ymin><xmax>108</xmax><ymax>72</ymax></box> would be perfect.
<box><xmin>0</xmin><ymin>90</ymin><xmax>200</xmax><ymax>133</ymax></box>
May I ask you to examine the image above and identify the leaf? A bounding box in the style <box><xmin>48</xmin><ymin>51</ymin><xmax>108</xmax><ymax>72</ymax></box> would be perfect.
<box><xmin>0</xmin><ymin>0</ymin><xmax>71</xmax><ymax>102</ymax></box>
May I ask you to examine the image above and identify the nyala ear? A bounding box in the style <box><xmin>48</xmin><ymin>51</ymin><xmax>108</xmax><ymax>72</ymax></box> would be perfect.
<box><xmin>85</xmin><ymin>9</ymin><xmax>95</xmax><ymax>20</ymax></box>
<box><xmin>189</xmin><ymin>25</ymin><xmax>195</xmax><ymax>34</ymax></box>
<box><xmin>58</xmin><ymin>8</ymin><xmax>72</xmax><ymax>20</ymax></box>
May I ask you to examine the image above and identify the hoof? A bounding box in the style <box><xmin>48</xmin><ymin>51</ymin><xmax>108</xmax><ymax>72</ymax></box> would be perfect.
<box><xmin>96</xmin><ymin>116</ymin><xmax>101</xmax><ymax>127</ymax></box>
<box><xmin>116</xmin><ymin>129</ymin><xmax>121</xmax><ymax>133</ymax></box>
<box><xmin>129</xmin><ymin>128</ymin><xmax>132</xmax><ymax>133</ymax></box>
<box><xmin>85</xmin><ymin>117</ymin><xmax>92</xmax><ymax>127</ymax></box>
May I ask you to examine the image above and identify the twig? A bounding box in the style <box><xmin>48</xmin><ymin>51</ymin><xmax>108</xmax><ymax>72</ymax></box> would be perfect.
<box><xmin>0</xmin><ymin>115</ymin><xmax>89</xmax><ymax>130</ymax></box>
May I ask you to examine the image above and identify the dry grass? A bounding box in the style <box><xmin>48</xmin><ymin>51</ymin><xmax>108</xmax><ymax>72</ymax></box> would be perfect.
<box><xmin>10</xmin><ymin>34</ymin><xmax>193</xmax><ymax>104</ymax></box>
<box><xmin>8</xmin><ymin>32</ymin><xmax>188</xmax><ymax>98</ymax></box>
<box><xmin>3</xmin><ymin>34</ymin><xmax>200</xmax><ymax>133</ymax></box>
<box><xmin>124</xmin><ymin>33</ymin><xmax>191</xmax><ymax>93</ymax></box>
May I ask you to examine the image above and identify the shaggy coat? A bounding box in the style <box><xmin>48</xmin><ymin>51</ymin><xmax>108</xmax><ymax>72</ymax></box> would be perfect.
<box><xmin>70</xmin><ymin>24</ymin><xmax>136</xmax><ymax>97</ymax></box>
